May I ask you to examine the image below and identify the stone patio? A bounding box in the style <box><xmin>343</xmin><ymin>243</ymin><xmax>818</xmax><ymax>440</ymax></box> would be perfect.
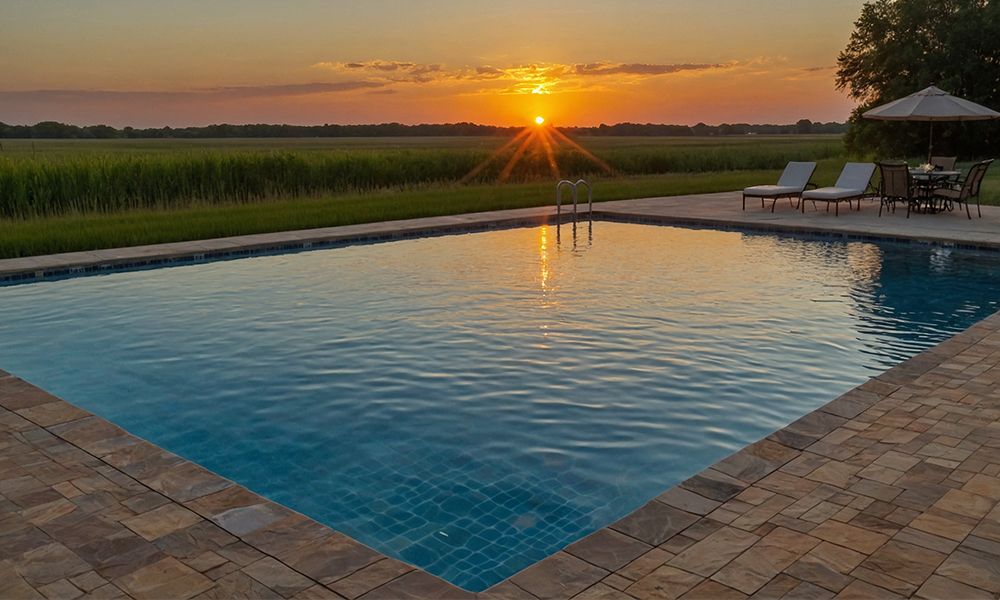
<box><xmin>3</xmin><ymin>193</ymin><xmax>1000</xmax><ymax>598</ymax></box>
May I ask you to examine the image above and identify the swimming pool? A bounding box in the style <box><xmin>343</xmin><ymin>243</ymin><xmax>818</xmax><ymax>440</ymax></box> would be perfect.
<box><xmin>2</xmin><ymin>221</ymin><xmax>999</xmax><ymax>590</ymax></box>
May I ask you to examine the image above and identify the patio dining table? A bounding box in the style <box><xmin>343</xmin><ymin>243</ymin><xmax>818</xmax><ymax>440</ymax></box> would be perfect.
<box><xmin>909</xmin><ymin>168</ymin><xmax>962</xmax><ymax>213</ymax></box>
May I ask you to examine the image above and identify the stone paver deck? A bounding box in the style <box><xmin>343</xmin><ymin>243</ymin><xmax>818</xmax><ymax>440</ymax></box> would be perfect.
<box><xmin>4</xmin><ymin>193</ymin><xmax>1000</xmax><ymax>598</ymax></box>
<box><xmin>596</xmin><ymin>191</ymin><xmax>1000</xmax><ymax>250</ymax></box>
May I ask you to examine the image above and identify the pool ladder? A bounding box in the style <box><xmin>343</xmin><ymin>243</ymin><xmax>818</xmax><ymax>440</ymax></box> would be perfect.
<box><xmin>556</xmin><ymin>179</ymin><xmax>592</xmax><ymax>218</ymax></box>
<box><xmin>555</xmin><ymin>179</ymin><xmax>593</xmax><ymax>250</ymax></box>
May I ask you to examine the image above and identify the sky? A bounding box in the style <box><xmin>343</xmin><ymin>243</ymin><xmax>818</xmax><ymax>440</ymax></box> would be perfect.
<box><xmin>0</xmin><ymin>0</ymin><xmax>867</xmax><ymax>127</ymax></box>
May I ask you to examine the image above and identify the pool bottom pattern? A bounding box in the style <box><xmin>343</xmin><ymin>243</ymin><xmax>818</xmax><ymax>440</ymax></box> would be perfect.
<box><xmin>324</xmin><ymin>448</ymin><xmax>618</xmax><ymax>590</ymax></box>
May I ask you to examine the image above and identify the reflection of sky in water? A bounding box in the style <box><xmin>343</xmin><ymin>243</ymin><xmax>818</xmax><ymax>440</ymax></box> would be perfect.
<box><xmin>1</xmin><ymin>222</ymin><xmax>999</xmax><ymax>591</ymax></box>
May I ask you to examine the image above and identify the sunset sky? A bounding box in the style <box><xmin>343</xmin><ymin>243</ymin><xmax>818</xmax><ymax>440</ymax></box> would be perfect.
<box><xmin>1</xmin><ymin>0</ymin><xmax>867</xmax><ymax>127</ymax></box>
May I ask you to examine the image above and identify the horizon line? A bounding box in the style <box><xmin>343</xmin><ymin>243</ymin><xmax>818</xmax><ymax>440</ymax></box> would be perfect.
<box><xmin>1</xmin><ymin>118</ymin><xmax>847</xmax><ymax>130</ymax></box>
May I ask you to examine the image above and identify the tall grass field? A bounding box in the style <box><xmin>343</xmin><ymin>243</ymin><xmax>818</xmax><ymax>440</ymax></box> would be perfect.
<box><xmin>0</xmin><ymin>135</ymin><xmax>844</xmax><ymax>219</ymax></box>
<box><xmin>0</xmin><ymin>134</ymin><xmax>996</xmax><ymax>258</ymax></box>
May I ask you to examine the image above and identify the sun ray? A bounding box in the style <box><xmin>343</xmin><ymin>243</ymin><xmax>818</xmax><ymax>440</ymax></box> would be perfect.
<box><xmin>498</xmin><ymin>128</ymin><xmax>539</xmax><ymax>183</ymax></box>
<box><xmin>549</xmin><ymin>127</ymin><xmax>614</xmax><ymax>175</ymax></box>
<box><xmin>460</xmin><ymin>127</ymin><xmax>533</xmax><ymax>184</ymax></box>
<box><xmin>460</xmin><ymin>118</ymin><xmax>611</xmax><ymax>185</ymax></box>
<box><xmin>538</xmin><ymin>126</ymin><xmax>561</xmax><ymax>180</ymax></box>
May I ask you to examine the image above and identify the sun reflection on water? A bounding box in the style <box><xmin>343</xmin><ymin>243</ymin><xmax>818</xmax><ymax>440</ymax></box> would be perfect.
<box><xmin>539</xmin><ymin>225</ymin><xmax>549</xmax><ymax>285</ymax></box>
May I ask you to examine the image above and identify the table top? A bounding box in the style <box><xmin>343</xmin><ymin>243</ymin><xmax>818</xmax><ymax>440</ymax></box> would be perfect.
<box><xmin>910</xmin><ymin>169</ymin><xmax>960</xmax><ymax>179</ymax></box>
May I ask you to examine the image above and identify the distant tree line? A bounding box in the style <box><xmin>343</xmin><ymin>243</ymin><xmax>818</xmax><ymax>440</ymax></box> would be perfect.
<box><xmin>0</xmin><ymin>119</ymin><xmax>847</xmax><ymax>139</ymax></box>
<box><xmin>573</xmin><ymin>120</ymin><xmax>847</xmax><ymax>136</ymax></box>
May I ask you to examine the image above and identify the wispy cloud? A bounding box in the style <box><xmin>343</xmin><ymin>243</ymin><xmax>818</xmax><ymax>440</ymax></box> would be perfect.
<box><xmin>311</xmin><ymin>59</ymin><xmax>731</xmax><ymax>95</ymax></box>
<box><xmin>1</xmin><ymin>59</ymin><xmax>738</xmax><ymax>107</ymax></box>
<box><xmin>206</xmin><ymin>81</ymin><xmax>386</xmax><ymax>97</ymax></box>
<box><xmin>0</xmin><ymin>81</ymin><xmax>386</xmax><ymax>102</ymax></box>
<box><xmin>781</xmin><ymin>64</ymin><xmax>838</xmax><ymax>81</ymax></box>
<box><xmin>314</xmin><ymin>60</ymin><xmax>445</xmax><ymax>83</ymax></box>
<box><xmin>572</xmin><ymin>62</ymin><xmax>723</xmax><ymax>76</ymax></box>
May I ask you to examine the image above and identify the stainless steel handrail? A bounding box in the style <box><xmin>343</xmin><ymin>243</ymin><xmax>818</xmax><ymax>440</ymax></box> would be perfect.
<box><xmin>555</xmin><ymin>179</ymin><xmax>592</xmax><ymax>217</ymax></box>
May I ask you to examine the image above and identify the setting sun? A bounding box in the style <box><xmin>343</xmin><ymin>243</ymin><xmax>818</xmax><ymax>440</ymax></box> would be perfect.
<box><xmin>534</xmin><ymin>116</ymin><xmax>545</xmax><ymax>126</ymax></box>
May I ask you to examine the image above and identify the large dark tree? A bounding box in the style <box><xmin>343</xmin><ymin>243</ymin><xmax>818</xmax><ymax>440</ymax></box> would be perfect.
<box><xmin>836</xmin><ymin>0</ymin><xmax>1000</xmax><ymax>158</ymax></box>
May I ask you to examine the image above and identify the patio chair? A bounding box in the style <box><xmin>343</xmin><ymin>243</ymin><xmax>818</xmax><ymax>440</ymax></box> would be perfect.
<box><xmin>877</xmin><ymin>162</ymin><xmax>916</xmax><ymax>217</ymax></box>
<box><xmin>932</xmin><ymin>158</ymin><xmax>994</xmax><ymax>219</ymax></box>
<box><xmin>801</xmin><ymin>162</ymin><xmax>876</xmax><ymax>216</ymax></box>
<box><xmin>742</xmin><ymin>161</ymin><xmax>816</xmax><ymax>212</ymax></box>
<box><xmin>930</xmin><ymin>156</ymin><xmax>957</xmax><ymax>171</ymax></box>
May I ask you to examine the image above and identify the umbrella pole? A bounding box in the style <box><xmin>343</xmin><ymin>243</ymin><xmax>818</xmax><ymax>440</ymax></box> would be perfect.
<box><xmin>928</xmin><ymin>122</ymin><xmax>933</xmax><ymax>163</ymax></box>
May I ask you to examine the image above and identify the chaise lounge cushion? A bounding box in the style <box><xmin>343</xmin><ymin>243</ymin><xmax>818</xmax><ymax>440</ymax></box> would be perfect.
<box><xmin>743</xmin><ymin>184</ymin><xmax>804</xmax><ymax>197</ymax></box>
<box><xmin>802</xmin><ymin>186</ymin><xmax>865</xmax><ymax>200</ymax></box>
<box><xmin>742</xmin><ymin>161</ymin><xmax>815</xmax><ymax>199</ymax></box>
<box><xmin>801</xmin><ymin>163</ymin><xmax>876</xmax><ymax>202</ymax></box>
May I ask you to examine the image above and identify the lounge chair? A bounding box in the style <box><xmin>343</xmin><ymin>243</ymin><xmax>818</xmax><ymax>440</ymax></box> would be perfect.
<box><xmin>876</xmin><ymin>162</ymin><xmax>915</xmax><ymax>217</ymax></box>
<box><xmin>742</xmin><ymin>161</ymin><xmax>816</xmax><ymax>212</ymax></box>
<box><xmin>930</xmin><ymin>156</ymin><xmax>957</xmax><ymax>171</ymax></box>
<box><xmin>801</xmin><ymin>163</ymin><xmax>876</xmax><ymax>216</ymax></box>
<box><xmin>932</xmin><ymin>158</ymin><xmax>994</xmax><ymax>219</ymax></box>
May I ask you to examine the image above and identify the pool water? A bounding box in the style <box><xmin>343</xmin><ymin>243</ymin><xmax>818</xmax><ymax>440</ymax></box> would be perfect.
<box><xmin>2</xmin><ymin>222</ymin><xmax>1000</xmax><ymax>590</ymax></box>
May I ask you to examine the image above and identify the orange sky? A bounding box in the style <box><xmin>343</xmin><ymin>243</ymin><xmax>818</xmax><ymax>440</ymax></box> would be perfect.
<box><xmin>0</xmin><ymin>1</ymin><xmax>866</xmax><ymax>127</ymax></box>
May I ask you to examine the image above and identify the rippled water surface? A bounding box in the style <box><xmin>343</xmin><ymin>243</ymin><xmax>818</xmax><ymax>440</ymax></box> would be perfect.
<box><xmin>2</xmin><ymin>222</ymin><xmax>1000</xmax><ymax>590</ymax></box>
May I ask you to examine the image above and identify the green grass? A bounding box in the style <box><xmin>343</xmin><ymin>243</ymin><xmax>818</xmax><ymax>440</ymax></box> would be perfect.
<box><xmin>1</xmin><ymin>135</ymin><xmax>997</xmax><ymax>260</ymax></box>
<box><xmin>0</xmin><ymin>166</ymin><xmax>835</xmax><ymax>259</ymax></box>
<box><xmin>0</xmin><ymin>135</ymin><xmax>844</xmax><ymax>219</ymax></box>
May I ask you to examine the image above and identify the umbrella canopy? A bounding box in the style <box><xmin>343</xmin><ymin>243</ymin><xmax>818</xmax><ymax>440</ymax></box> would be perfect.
<box><xmin>863</xmin><ymin>86</ymin><xmax>1000</xmax><ymax>121</ymax></box>
<box><xmin>862</xmin><ymin>86</ymin><xmax>1000</xmax><ymax>160</ymax></box>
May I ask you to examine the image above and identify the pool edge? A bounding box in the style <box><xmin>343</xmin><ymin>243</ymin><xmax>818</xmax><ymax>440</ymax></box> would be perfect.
<box><xmin>6</xmin><ymin>192</ymin><xmax>1000</xmax><ymax>284</ymax></box>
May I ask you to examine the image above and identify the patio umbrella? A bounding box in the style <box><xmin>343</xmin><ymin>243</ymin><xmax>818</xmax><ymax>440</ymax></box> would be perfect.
<box><xmin>862</xmin><ymin>85</ymin><xmax>1000</xmax><ymax>160</ymax></box>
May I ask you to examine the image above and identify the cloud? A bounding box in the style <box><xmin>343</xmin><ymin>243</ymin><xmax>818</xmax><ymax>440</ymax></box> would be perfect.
<box><xmin>781</xmin><ymin>64</ymin><xmax>838</xmax><ymax>81</ymax></box>
<box><xmin>0</xmin><ymin>81</ymin><xmax>386</xmax><ymax>102</ymax></box>
<box><xmin>314</xmin><ymin>60</ymin><xmax>444</xmax><ymax>82</ymax></box>
<box><xmin>311</xmin><ymin>59</ymin><xmax>731</xmax><ymax>95</ymax></box>
<box><xmin>205</xmin><ymin>81</ymin><xmax>386</xmax><ymax>97</ymax></box>
<box><xmin>572</xmin><ymin>62</ymin><xmax>724</xmax><ymax>76</ymax></box>
<box><xmin>479</xmin><ymin>62</ymin><xmax>728</xmax><ymax>95</ymax></box>
<box><xmin>314</xmin><ymin>59</ymin><xmax>723</xmax><ymax>81</ymax></box>
<box><xmin>474</xmin><ymin>66</ymin><xmax>507</xmax><ymax>79</ymax></box>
